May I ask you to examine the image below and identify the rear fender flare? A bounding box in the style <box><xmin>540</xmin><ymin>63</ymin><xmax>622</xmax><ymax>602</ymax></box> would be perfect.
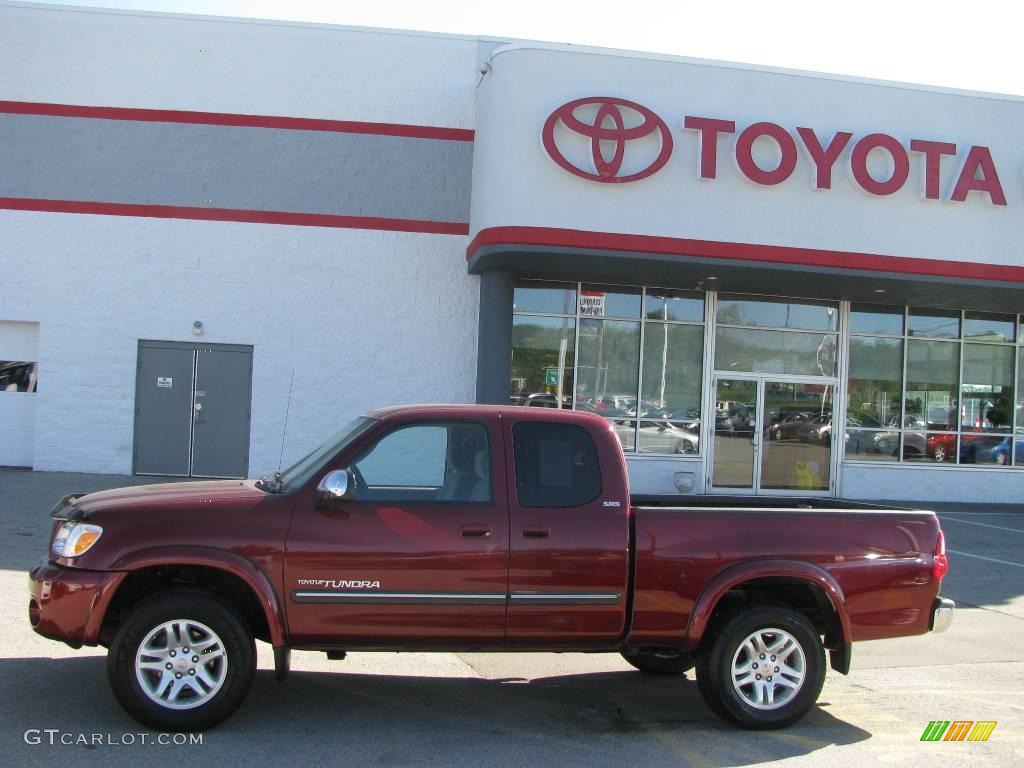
<box><xmin>99</xmin><ymin>546</ymin><xmax>286</xmax><ymax>647</ymax></box>
<box><xmin>686</xmin><ymin>559</ymin><xmax>850</xmax><ymax>649</ymax></box>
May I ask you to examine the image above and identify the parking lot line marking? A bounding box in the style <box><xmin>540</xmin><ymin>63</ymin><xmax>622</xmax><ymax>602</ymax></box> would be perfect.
<box><xmin>947</xmin><ymin>549</ymin><xmax>1024</xmax><ymax>568</ymax></box>
<box><xmin>941</xmin><ymin>516</ymin><xmax>1024</xmax><ymax>534</ymax></box>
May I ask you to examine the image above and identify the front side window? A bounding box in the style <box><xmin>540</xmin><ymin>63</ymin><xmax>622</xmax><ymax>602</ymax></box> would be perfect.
<box><xmin>352</xmin><ymin>422</ymin><xmax>491</xmax><ymax>503</ymax></box>
<box><xmin>513</xmin><ymin>422</ymin><xmax>601</xmax><ymax>508</ymax></box>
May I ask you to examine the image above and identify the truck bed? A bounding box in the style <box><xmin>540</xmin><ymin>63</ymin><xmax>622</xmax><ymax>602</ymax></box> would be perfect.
<box><xmin>631</xmin><ymin>495</ymin><xmax>929</xmax><ymax>512</ymax></box>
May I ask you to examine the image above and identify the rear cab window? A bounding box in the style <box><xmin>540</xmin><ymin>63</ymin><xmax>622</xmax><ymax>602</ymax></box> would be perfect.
<box><xmin>512</xmin><ymin>422</ymin><xmax>602</xmax><ymax>508</ymax></box>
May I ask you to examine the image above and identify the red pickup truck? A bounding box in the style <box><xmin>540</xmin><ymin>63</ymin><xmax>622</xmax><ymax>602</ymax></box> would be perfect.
<box><xmin>28</xmin><ymin>405</ymin><xmax>953</xmax><ymax>732</ymax></box>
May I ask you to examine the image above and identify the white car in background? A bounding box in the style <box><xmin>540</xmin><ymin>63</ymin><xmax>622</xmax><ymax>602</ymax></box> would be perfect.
<box><xmin>615</xmin><ymin>419</ymin><xmax>699</xmax><ymax>454</ymax></box>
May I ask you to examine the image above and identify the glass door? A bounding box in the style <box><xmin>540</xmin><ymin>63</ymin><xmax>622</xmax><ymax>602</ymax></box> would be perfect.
<box><xmin>709</xmin><ymin>377</ymin><xmax>834</xmax><ymax>494</ymax></box>
<box><xmin>760</xmin><ymin>381</ymin><xmax>833</xmax><ymax>493</ymax></box>
<box><xmin>710</xmin><ymin>378</ymin><xmax>759</xmax><ymax>490</ymax></box>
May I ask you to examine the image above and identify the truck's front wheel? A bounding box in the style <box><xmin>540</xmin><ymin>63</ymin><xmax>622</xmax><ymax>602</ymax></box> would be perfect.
<box><xmin>107</xmin><ymin>589</ymin><xmax>256</xmax><ymax>731</ymax></box>
<box><xmin>621</xmin><ymin>648</ymin><xmax>695</xmax><ymax>675</ymax></box>
<box><xmin>696</xmin><ymin>606</ymin><xmax>825</xmax><ymax>729</ymax></box>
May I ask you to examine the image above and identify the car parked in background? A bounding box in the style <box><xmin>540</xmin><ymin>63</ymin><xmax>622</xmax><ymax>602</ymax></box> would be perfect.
<box><xmin>873</xmin><ymin>416</ymin><xmax>927</xmax><ymax>458</ymax></box>
<box><xmin>813</xmin><ymin>412</ymin><xmax>881</xmax><ymax>448</ymax></box>
<box><xmin>991</xmin><ymin>433</ymin><xmax>1024</xmax><ymax>465</ymax></box>
<box><xmin>716</xmin><ymin>402</ymin><xmax>755</xmax><ymax>434</ymax></box>
<box><xmin>579</xmin><ymin>394</ymin><xmax>637</xmax><ymax>417</ymax></box>
<box><xmin>927</xmin><ymin>430</ymin><xmax>1007</xmax><ymax>464</ymax></box>
<box><xmin>636</xmin><ymin>420</ymin><xmax>699</xmax><ymax>454</ymax></box>
<box><xmin>769</xmin><ymin>412</ymin><xmax>824</xmax><ymax>442</ymax></box>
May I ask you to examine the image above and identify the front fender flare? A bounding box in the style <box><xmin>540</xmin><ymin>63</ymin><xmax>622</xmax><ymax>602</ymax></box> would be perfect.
<box><xmin>98</xmin><ymin>545</ymin><xmax>287</xmax><ymax>647</ymax></box>
<box><xmin>686</xmin><ymin>559</ymin><xmax>851</xmax><ymax>650</ymax></box>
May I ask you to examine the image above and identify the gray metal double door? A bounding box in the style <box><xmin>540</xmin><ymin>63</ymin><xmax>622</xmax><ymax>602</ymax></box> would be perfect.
<box><xmin>134</xmin><ymin>341</ymin><xmax>253</xmax><ymax>478</ymax></box>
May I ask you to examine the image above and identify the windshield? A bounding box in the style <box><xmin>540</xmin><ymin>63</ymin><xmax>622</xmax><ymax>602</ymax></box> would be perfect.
<box><xmin>275</xmin><ymin>417</ymin><xmax>377</xmax><ymax>491</ymax></box>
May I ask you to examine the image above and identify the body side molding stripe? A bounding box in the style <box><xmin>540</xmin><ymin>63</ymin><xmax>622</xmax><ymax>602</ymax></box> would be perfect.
<box><xmin>290</xmin><ymin>591</ymin><xmax>621</xmax><ymax>605</ymax></box>
<box><xmin>510</xmin><ymin>592</ymin><xmax>621</xmax><ymax>605</ymax></box>
<box><xmin>290</xmin><ymin>591</ymin><xmax>506</xmax><ymax>605</ymax></box>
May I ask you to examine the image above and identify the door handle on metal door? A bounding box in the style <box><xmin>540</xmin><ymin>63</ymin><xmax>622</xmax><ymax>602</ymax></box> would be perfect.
<box><xmin>193</xmin><ymin>402</ymin><xmax>203</xmax><ymax>424</ymax></box>
<box><xmin>460</xmin><ymin>525</ymin><xmax>492</xmax><ymax>538</ymax></box>
<box><xmin>522</xmin><ymin>526</ymin><xmax>550</xmax><ymax>539</ymax></box>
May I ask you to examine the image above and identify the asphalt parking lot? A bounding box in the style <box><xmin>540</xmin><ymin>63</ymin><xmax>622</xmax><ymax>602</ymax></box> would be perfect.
<box><xmin>1</xmin><ymin>468</ymin><xmax>1021</xmax><ymax>767</ymax></box>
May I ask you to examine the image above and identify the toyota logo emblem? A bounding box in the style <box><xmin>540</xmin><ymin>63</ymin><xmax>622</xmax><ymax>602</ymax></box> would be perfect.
<box><xmin>542</xmin><ymin>97</ymin><xmax>673</xmax><ymax>183</ymax></box>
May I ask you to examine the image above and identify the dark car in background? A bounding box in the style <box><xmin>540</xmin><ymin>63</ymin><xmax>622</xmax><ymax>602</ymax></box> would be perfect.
<box><xmin>769</xmin><ymin>411</ymin><xmax>823</xmax><ymax>442</ymax></box>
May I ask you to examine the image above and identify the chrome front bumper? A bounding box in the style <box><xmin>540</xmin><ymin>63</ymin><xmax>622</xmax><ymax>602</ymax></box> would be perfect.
<box><xmin>931</xmin><ymin>597</ymin><xmax>955</xmax><ymax>633</ymax></box>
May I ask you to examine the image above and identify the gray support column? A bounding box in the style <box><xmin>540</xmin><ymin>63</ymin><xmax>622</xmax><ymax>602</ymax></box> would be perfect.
<box><xmin>475</xmin><ymin>270</ymin><xmax>514</xmax><ymax>404</ymax></box>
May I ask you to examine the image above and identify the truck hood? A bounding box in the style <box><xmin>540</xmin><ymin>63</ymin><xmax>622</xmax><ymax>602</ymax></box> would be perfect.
<box><xmin>64</xmin><ymin>479</ymin><xmax>267</xmax><ymax>518</ymax></box>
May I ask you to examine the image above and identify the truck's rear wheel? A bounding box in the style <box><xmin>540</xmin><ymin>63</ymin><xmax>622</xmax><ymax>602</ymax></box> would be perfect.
<box><xmin>107</xmin><ymin>589</ymin><xmax>256</xmax><ymax>731</ymax></box>
<box><xmin>621</xmin><ymin>648</ymin><xmax>695</xmax><ymax>676</ymax></box>
<box><xmin>696</xmin><ymin>606</ymin><xmax>825</xmax><ymax>729</ymax></box>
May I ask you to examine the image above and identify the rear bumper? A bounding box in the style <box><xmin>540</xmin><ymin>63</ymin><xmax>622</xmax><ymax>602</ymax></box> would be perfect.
<box><xmin>28</xmin><ymin>562</ymin><xmax>125</xmax><ymax>648</ymax></box>
<box><xmin>931</xmin><ymin>597</ymin><xmax>955</xmax><ymax>633</ymax></box>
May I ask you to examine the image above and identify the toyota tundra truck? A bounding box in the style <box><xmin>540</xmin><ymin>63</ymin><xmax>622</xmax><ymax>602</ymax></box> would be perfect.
<box><xmin>28</xmin><ymin>404</ymin><xmax>953</xmax><ymax>732</ymax></box>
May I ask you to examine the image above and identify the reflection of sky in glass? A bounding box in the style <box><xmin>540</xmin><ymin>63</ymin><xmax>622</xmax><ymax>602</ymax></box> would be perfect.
<box><xmin>717</xmin><ymin>295</ymin><xmax>837</xmax><ymax>331</ymax></box>
<box><xmin>645</xmin><ymin>290</ymin><xmax>704</xmax><ymax>322</ymax></box>
<box><xmin>513</xmin><ymin>280</ymin><xmax>575</xmax><ymax>314</ymax></box>
<box><xmin>850</xmin><ymin>304</ymin><xmax>904</xmax><ymax>335</ymax></box>
<box><xmin>908</xmin><ymin>309</ymin><xmax>960</xmax><ymax>338</ymax></box>
<box><xmin>715</xmin><ymin>328</ymin><xmax>837</xmax><ymax>376</ymax></box>
<box><xmin>963</xmin><ymin>313</ymin><xmax>1015</xmax><ymax>343</ymax></box>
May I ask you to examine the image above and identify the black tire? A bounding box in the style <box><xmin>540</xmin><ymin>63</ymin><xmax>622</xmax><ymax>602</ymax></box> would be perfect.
<box><xmin>621</xmin><ymin>648</ymin><xmax>695</xmax><ymax>676</ymax></box>
<box><xmin>696</xmin><ymin>606</ymin><xmax>825</xmax><ymax>730</ymax></box>
<box><xmin>107</xmin><ymin>589</ymin><xmax>256</xmax><ymax>731</ymax></box>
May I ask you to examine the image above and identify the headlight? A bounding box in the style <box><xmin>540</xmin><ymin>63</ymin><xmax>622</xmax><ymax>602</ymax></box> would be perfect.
<box><xmin>52</xmin><ymin>522</ymin><xmax>103</xmax><ymax>557</ymax></box>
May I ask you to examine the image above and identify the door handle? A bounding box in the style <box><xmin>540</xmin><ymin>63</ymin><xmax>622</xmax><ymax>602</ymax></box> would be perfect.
<box><xmin>522</xmin><ymin>526</ymin><xmax>550</xmax><ymax>539</ymax></box>
<box><xmin>460</xmin><ymin>525</ymin><xmax>492</xmax><ymax>538</ymax></box>
<box><xmin>193</xmin><ymin>402</ymin><xmax>203</xmax><ymax>424</ymax></box>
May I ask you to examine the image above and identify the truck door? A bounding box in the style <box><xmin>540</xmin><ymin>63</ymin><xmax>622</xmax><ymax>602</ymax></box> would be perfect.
<box><xmin>284</xmin><ymin>415</ymin><xmax>508</xmax><ymax>646</ymax></box>
<box><xmin>504</xmin><ymin>416</ymin><xmax>630</xmax><ymax>646</ymax></box>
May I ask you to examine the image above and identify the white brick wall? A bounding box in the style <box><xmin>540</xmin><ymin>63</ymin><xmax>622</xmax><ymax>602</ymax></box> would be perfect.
<box><xmin>0</xmin><ymin>210</ymin><xmax>479</xmax><ymax>475</ymax></box>
<box><xmin>0</xmin><ymin>3</ymin><xmax>479</xmax><ymax>128</ymax></box>
<box><xmin>840</xmin><ymin>463</ymin><xmax>1024</xmax><ymax>505</ymax></box>
<box><xmin>0</xmin><ymin>3</ymin><xmax>482</xmax><ymax>475</ymax></box>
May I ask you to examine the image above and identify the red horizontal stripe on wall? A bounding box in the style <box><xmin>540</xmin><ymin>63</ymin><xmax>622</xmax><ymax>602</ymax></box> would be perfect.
<box><xmin>0</xmin><ymin>198</ymin><xmax>470</xmax><ymax>236</ymax></box>
<box><xmin>0</xmin><ymin>101</ymin><xmax>474</xmax><ymax>142</ymax></box>
<box><xmin>466</xmin><ymin>225</ymin><xmax>1024</xmax><ymax>283</ymax></box>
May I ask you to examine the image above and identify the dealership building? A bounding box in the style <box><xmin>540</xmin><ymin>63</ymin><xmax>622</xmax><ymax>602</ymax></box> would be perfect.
<box><xmin>2</xmin><ymin>1</ymin><xmax>1023</xmax><ymax>502</ymax></box>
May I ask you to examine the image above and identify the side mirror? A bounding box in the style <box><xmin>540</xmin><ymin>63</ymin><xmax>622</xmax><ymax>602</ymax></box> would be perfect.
<box><xmin>315</xmin><ymin>469</ymin><xmax>356</xmax><ymax>505</ymax></box>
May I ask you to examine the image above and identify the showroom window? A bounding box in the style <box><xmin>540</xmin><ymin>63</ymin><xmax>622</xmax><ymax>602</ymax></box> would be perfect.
<box><xmin>511</xmin><ymin>280</ymin><xmax>705</xmax><ymax>455</ymax></box>
<box><xmin>846</xmin><ymin>306</ymin><xmax>1021</xmax><ymax>467</ymax></box>
<box><xmin>714</xmin><ymin>294</ymin><xmax>839</xmax><ymax>376</ymax></box>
